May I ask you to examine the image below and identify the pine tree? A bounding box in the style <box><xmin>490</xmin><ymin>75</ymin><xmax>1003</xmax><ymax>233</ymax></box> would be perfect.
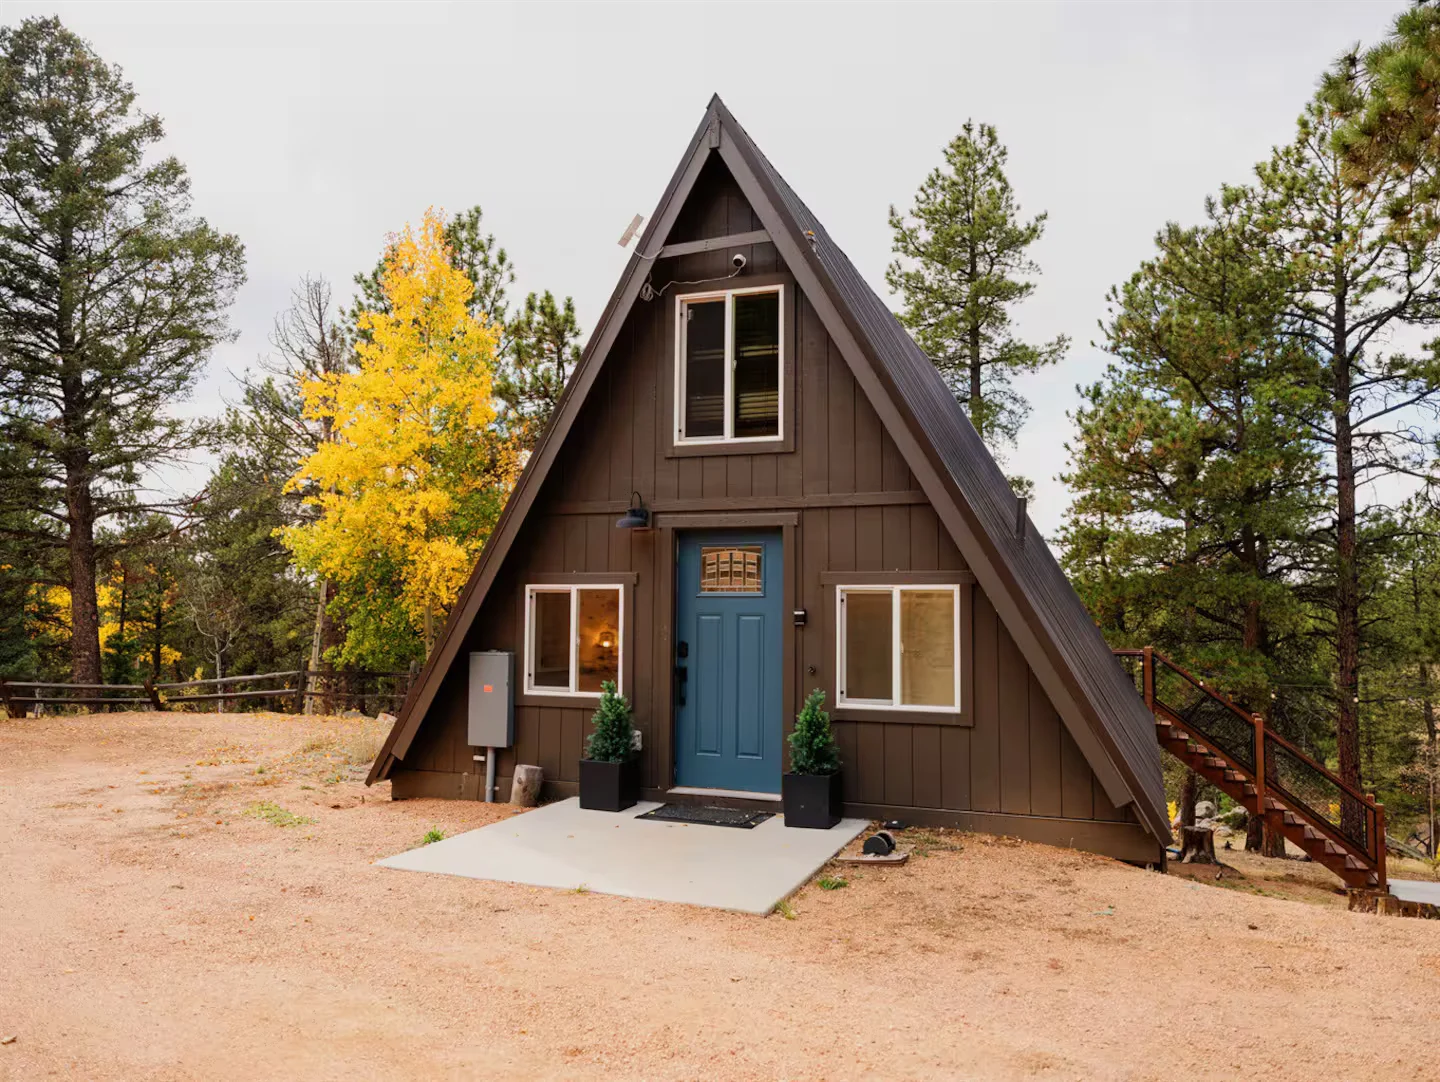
<box><xmin>888</xmin><ymin>121</ymin><xmax>1067</xmax><ymax>492</ymax></box>
<box><xmin>1324</xmin><ymin>2</ymin><xmax>1440</xmax><ymax>224</ymax></box>
<box><xmin>0</xmin><ymin>17</ymin><xmax>245</xmax><ymax>684</ymax></box>
<box><xmin>1253</xmin><ymin>94</ymin><xmax>1440</xmax><ymax>805</ymax></box>
<box><xmin>788</xmin><ymin>688</ymin><xmax>840</xmax><ymax>776</ymax></box>
<box><xmin>584</xmin><ymin>681</ymin><xmax>635</xmax><ymax>763</ymax></box>
<box><xmin>1060</xmin><ymin>194</ymin><xmax>1326</xmax><ymax>856</ymax></box>
<box><xmin>497</xmin><ymin>290</ymin><xmax>584</xmax><ymax>446</ymax></box>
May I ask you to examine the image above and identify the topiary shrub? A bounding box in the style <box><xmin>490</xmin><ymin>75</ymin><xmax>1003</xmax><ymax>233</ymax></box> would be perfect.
<box><xmin>788</xmin><ymin>688</ymin><xmax>840</xmax><ymax>776</ymax></box>
<box><xmin>584</xmin><ymin>680</ymin><xmax>636</xmax><ymax>763</ymax></box>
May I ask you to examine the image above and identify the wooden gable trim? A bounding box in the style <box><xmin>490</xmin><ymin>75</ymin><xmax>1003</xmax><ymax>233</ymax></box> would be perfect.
<box><xmin>707</xmin><ymin>104</ymin><xmax>1154</xmax><ymax>834</ymax></box>
<box><xmin>657</xmin><ymin>228</ymin><xmax>770</xmax><ymax>259</ymax></box>
<box><xmin>367</xmin><ymin>104</ymin><xmax>725</xmax><ymax>783</ymax></box>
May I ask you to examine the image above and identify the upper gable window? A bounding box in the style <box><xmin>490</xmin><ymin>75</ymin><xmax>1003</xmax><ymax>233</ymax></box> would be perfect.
<box><xmin>675</xmin><ymin>285</ymin><xmax>783</xmax><ymax>444</ymax></box>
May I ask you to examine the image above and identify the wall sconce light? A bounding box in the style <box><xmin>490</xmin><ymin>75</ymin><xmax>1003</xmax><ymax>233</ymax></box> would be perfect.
<box><xmin>615</xmin><ymin>490</ymin><xmax>650</xmax><ymax>530</ymax></box>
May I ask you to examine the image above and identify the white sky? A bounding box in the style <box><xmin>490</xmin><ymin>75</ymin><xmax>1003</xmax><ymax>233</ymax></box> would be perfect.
<box><xmin>12</xmin><ymin>0</ymin><xmax>1405</xmax><ymax>534</ymax></box>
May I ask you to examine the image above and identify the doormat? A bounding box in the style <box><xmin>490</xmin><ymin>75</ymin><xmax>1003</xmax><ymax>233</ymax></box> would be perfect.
<box><xmin>636</xmin><ymin>804</ymin><xmax>774</xmax><ymax>829</ymax></box>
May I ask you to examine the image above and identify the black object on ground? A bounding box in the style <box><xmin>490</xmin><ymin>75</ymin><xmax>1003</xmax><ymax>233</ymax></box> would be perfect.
<box><xmin>863</xmin><ymin>831</ymin><xmax>897</xmax><ymax>855</ymax></box>
<box><xmin>636</xmin><ymin>804</ymin><xmax>774</xmax><ymax>829</ymax></box>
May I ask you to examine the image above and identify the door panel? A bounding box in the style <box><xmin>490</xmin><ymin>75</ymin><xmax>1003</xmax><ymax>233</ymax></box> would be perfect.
<box><xmin>695</xmin><ymin>613</ymin><xmax>724</xmax><ymax>756</ymax></box>
<box><xmin>674</xmin><ymin>530</ymin><xmax>783</xmax><ymax>792</ymax></box>
<box><xmin>736</xmin><ymin>615</ymin><xmax>765</xmax><ymax>759</ymax></box>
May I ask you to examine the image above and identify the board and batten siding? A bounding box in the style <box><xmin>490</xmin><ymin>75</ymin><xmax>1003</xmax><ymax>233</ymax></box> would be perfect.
<box><xmin>391</xmin><ymin>160</ymin><xmax>1143</xmax><ymax>851</ymax></box>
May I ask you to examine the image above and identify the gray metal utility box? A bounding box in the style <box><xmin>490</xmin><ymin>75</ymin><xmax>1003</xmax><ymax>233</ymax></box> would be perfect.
<box><xmin>467</xmin><ymin>651</ymin><xmax>514</xmax><ymax>747</ymax></box>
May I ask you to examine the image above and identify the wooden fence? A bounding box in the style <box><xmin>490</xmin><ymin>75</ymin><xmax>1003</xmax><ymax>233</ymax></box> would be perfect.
<box><xmin>0</xmin><ymin>668</ymin><xmax>416</xmax><ymax>718</ymax></box>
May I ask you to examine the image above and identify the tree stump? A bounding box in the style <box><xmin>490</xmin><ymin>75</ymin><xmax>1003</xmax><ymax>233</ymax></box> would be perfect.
<box><xmin>511</xmin><ymin>764</ymin><xmax>543</xmax><ymax>807</ymax></box>
<box><xmin>1180</xmin><ymin>825</ymin><xmax>1217</xmax><ymax>864</ymax></box>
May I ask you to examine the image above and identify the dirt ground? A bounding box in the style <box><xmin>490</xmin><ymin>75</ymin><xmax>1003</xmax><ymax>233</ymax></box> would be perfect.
<box><xmin>1</xmin><ymin>711</ymin><xmax>1435</xmax><ymax>1081</ymax></box>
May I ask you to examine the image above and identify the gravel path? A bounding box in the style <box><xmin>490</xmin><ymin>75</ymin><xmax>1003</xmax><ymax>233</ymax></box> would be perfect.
<box><xmin>0</xmin><ymin>710</ymin><xmax>1430</xmax><ymax>1081</ymax></box>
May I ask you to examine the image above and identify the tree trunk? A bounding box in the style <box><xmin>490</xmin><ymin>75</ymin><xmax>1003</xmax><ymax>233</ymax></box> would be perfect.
<box><xmin>151</xmin><ymin>585</ymin><xmax>165</xmax><ymax>680</ymax></box>
<box><xmin>111</xmin><ymin>564</ymin><xmax>128</xmax><ymax>692</ymax></box>
<box><xmin>1180</xmin><ymin>826</ymin><xmax>1217</xmax><ymax>864</ymax></box>
<box><xmin>65</xmin><ymin>465</ymin><xmax>102</xmax><ymax>685</ymax></box>
<box><xmin>511</xmin><ymin>764</ymin><xmax>543</xmax><ymax>807</ymax></box>
<box><xmin>215</xmin><ymin>650</ymin><xmax>225</xmax><ymax>713</ymax></box>
<box><xmin>1332</xmin><ymin>298</ymin><xmax>1365</xmax><ymax>838</ymax></box>
<box><xmin>304</xmin><ymin>580</ymin><xmax>329</xmax><ymax>716</ymax></box>
<box><xmin>1180</xmin><ymin>768</ymin><xmax>1199</xmax><ymax>833</ymax></box>
<box><xmin>1423</xmin><ymin>661</ymin><xmax>1437</xmax><ymax>858</ymax></box>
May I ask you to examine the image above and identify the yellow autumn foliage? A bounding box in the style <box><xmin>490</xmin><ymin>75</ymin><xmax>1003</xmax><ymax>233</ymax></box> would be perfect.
<box><xmin>281</xmin><ymin>209</ymin><xmax>520</xmax><ymax>655</ymax></box>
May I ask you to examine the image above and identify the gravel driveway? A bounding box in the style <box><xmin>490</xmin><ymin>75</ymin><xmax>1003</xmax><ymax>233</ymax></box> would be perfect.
<box><xmin>0</xmin><ymin>710</ymin><xmax>1430</xmax><ymax>1081</ymax></box>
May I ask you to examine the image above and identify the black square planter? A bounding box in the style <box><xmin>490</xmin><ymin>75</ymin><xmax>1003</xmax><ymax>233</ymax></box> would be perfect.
<box><xmin>579</xmin><ymin>757</ymin><xmax>639</xmax><ymax>812</ymax></box>
<box><xmin>782</xmin><ymin>771</ymin><xmax>842</xmax><ymax>829</ymax></box>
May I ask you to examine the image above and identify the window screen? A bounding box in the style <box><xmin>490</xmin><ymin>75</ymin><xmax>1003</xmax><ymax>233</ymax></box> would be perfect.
<box><xmin>530</xmin><ymin>590</ymin><xmax>571</xmax><ymax>689</ymax></box>
<box><xmin>683</xmin><ymin>299</ymin><xmax>725</xmax><ymax>438</ymax></box>
<box><xmin>839</xmin><ymin>585</ymin><xmax>958</xmax><ymax>710</ymax></box>
<box><xmin>732</xmin><ymin>292</ymin><xmax>780</xmax><ymax>438</ymax></box>
<box><xmin>843</xmin><ymin>591</ymin><xmax>893</xmax><ymax>701</ymax></box>
<box><xmin>900</xmin><ymin>590</ymin><xmax>956</xmax><ymax>707</ymax></box>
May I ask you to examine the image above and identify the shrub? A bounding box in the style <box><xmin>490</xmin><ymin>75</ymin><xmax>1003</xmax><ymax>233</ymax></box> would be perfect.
<box><xmin>788</xmin><ymin>688</ymin><xmax>840</xmax><ymax>776</ymax></box>
<box><xmin>584</xmin><ymin>681</ymin><xmax>636</xmax><ymax>763</ymax></box>
<box><xmin>420</xmin><ymin>827</ymin><xmax>446</xmax><ymax>845</ymax></box>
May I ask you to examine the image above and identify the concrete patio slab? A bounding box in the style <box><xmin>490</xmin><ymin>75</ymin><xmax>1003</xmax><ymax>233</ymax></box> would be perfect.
<box><xmin>377</xmin><ymin>798</ymin><xmax>868</xmax><ymax>914</ymax></box>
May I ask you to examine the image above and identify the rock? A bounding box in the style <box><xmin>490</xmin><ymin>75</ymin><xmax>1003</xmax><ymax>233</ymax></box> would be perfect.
<box><xmin>1194</xmin><ymin>800</ymin><xmax>1216</xmax><ymax>819</ymax></box>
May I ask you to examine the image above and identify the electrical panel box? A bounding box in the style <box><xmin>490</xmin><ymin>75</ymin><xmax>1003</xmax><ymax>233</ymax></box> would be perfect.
<box><xmin>467</xmin><ymin>651</ymin><xmax>514</xmax><ymax>748</ymax></box>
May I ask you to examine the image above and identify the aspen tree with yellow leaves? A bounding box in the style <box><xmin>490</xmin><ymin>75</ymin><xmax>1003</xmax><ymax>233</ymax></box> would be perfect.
<box><xmin>281</xmin><ymin>210</ymin><xmax>521</xmax><ymax>669</ymax></box>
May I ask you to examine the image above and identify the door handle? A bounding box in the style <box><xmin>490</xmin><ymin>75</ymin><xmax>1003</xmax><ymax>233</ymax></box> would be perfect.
<box><xmin>675</xmin><ymin>666</ymin><xmax>687</xmax><ymax>706</ymax></box>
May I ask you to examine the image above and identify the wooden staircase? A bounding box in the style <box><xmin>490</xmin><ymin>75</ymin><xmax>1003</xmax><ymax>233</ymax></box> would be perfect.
<box><xmin>1116</xmin><ymin>648</ymin><xmax>1386</xmax><ymax>891</ymax></box>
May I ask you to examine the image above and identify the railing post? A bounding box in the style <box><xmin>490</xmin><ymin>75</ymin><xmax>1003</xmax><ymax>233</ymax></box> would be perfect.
<box><xmin>143</xmin><ymin>677</ymin><xmax>166</xmax><ymax>713</ymax></box>
<box><xmin>1141</xmin><ymin>646</ymin><xmax>1154</xmax><ymax>711</ymax></box>
<box><xmin>1253</xmin><ymin>712</ymin><xmax>1267</xmax><ymax>820</ymax></box>
<box><xmin>1370</xmin><ymin>794</ymin><xmax>1387</xmax><ymax>891</ymax></box>
<box><xmin>293</xmin><ymin>666</ymin><xmax>308</xmax><ymax>715</ymax></box>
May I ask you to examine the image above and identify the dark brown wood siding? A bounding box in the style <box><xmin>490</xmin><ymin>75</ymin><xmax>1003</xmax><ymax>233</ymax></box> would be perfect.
<box><xmin>393</xmin><ymin>156</ymin><xmax>1144</xmax><ymax>850</ymax></box>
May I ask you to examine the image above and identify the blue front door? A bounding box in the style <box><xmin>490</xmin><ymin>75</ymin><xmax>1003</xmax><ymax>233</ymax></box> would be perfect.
<box><xmin>674</xmin><ymin>530</ymin><xmax>784</xmax><ymax>793</ymax></box>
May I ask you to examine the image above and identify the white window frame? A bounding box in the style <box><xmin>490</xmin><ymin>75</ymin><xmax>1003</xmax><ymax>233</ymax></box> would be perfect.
<box><xmin>673</xmin><ymin>283</ymin><xmax>785</xmax><ymax>445</ymax></box>
<box><xmin>835</xmin><ymin>584</ymin><xmax>961</xmax><ymax>713</ymax></box>
<box><xmin>523</xmin><ymin>584</ymin><xmax>625</xmax><ymax>698</ymax></box>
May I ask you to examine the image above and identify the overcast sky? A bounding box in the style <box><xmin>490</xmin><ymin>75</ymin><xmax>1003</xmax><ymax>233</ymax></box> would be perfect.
<box><xmin>12</xmin><ymin>0</ymin><xmax>1407</xmax><ymax>534</ymax></box>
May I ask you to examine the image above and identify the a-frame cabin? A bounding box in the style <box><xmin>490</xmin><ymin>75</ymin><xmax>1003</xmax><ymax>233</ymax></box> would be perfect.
<box><xmin>368</xmin><ymin>96</ymin><xmax>1171</xmax><ymax>865</ymax></box>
